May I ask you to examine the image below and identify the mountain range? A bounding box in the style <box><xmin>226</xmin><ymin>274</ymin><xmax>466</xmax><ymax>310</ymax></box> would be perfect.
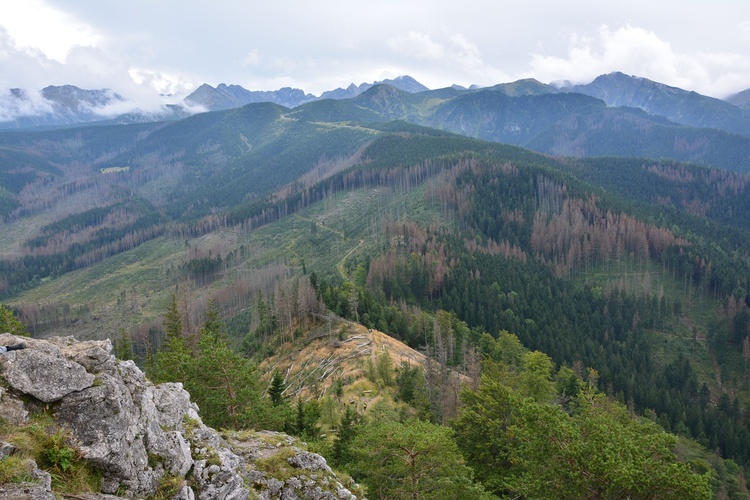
<box><xmin>2</xmin><ymin>74</ymin><xmax>750</xmax><ymax>222</ymax></box>
<box><xmin>183</xmin><ymin>75</ymin><xmax>430</xmax><ymax>111</ymax></box>
<box><xmin>6</xmin><ymin>72</ymin><xmax>750</xmax><ymax>136</ymax></box>
<box><xmin>0</xmin><ymin>75</ymin><xmax>432</xmax><ymax>130</ymax></box>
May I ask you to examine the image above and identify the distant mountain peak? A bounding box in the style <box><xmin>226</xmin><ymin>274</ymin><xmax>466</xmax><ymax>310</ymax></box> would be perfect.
<box><xmin>726</xmin><ymin>88</ymin><xmax>750</xmax><ymax>110</ymax></box>
<box><xmin>490</xmin><ymin>78</ymin><xmax>554</xmax><ymax>97</ymax></box>
<box><xmin>0</xmin><ymin>84</ymin><xmax>129</xmax><ymax>129</ymax></box>
<box><xmin>385</xmin><ymin>75</ymin><xmax>429</xmax><ymax>92</ymax></box>
<box><xmin>563</xmin><ymin>72</ymin><xmax>750</xmax><ymax>135</ymax></box>
<box><xmin>41</xmin><ymin>85</ymin><xmax>124</xmax><ymax>109</ymax></box>
<box><xmin>184</xmin><ymin>83</ymin><xmax>315</xmax><ymax>111</ymax></box>
<box><xmin>319</xmin><ymin>75</ymin><xmax>428</xmax><ymax>101</ymax></box>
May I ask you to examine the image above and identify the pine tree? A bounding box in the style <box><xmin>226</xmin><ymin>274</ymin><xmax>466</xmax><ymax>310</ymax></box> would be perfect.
<box><xmin>190</xmin><ymin>304</ymin><xmax>262</xmax><ymax>429</ymax></box>
<box><xmin>332</xmin><ymin>405</ymin><xmax>358</xmax><ymax>467</ymax></box>
<box><xmin>164</xmin><ymin>293</ymin><xmax>182</xmax><ymax>339</ymax></box>
<box><xmin>268</xmin><ymin>371</ymin><xmax>287</xmax><ymax>406</ymax></box>
<box><xmin>114</xmin><ymin>328</ymin><xmax>134</xmax><ymax>361</ymax></box>
<box><xmin>148</xmin><ymin>295</ymin><xmax>193</xmax><ymax>384</ymax></box>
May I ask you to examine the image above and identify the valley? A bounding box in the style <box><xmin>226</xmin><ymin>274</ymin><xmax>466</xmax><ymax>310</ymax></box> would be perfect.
<box><xmin>2</xmin><ymin>75</ymin><xmax>750</xmax><ymax>497</ymax></box>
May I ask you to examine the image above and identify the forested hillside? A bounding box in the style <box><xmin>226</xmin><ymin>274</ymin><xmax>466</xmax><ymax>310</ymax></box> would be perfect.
<box><xmin>3</xmin><ymin>104</ymin><xmax>750</xmax><ymax>496</ymax></box>
<box><xmin>352</xmin><ymin>84</ymin><xmax>750</xmax><ymax>172</ymax></box>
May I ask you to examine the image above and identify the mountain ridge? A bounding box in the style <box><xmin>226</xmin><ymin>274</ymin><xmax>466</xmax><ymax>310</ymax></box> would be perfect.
<box><xmin>319</xmin><ymin>75</ymin><xmax>429</xmax><ymax>100</ymax></box>
<box><xmin>4</xmin><ymin>72</ymin><xmax>750</xmax><ymax>137</ymax></box>
<box><xmin>185</xmin><ymin>82</ymin><xmax>317</xmax><ymax>110</ymax></box>
<box><xmin>562</xmin><ymin>71</ymin><xmax>750</xmax><ymax>135</ymax></box>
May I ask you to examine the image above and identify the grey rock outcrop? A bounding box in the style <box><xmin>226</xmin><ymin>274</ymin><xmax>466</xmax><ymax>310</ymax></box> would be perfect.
<box><xmin>0</xmin><ymin>333</ymin><xmax>247</xmax><ymax>498</ymax></box>
<box><xmin>1</xmin><ymin>341</ymin><xmax>95</xmax><ymax>402</ymax></box>
<box><xmin>0</xmin><ymin>334</ymin><xmax>360</xmax><ymax>499</ymax></box>
<box><xmin>225</xmin><ymin>431</ymin><xmax>359</xmax><ymax>499</ymax></box>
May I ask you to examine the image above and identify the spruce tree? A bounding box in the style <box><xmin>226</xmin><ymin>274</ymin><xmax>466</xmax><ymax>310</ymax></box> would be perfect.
<box><xmin>295</xmin><ymin>399</ymin><xmax>306</xmax><ymax>436</ymax></box>
<box><xmin>148</xmin><ymin>296</ymin><xmax>192</xmax><ymax>384</ymax></box>
<box><xmin>114</xmin><ymin>328</ymin><xmax>134</xmax><ymax>361</ymax></box>
<box><xmin>332</xmin><ymin>405</ymin><xmax>357</xmax><ymax>467</ymax></box>
<box><xmin>268</xmin><ymin>371</ymin><xmax>286</xmax><ymax>406</ymax></box>
<box><xmin>163</xmin><ymin>293</ymin><xmax>182</xmax><ymax>339</ymax></box>
<box><xmin>191</xmin><ymin>318</ymin><xmax>261</xmax><ymax>429</ymax></box>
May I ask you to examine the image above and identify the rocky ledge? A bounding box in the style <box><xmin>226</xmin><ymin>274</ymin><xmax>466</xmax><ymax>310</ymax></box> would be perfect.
<box><xmin>0</xmin><ymin>333</ymin><xmax>358</xmax><ymax>499</ymax></box>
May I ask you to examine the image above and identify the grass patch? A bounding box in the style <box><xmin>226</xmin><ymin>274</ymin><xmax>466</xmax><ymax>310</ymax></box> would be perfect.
<box><xmin>151</xmin><ymin>474</ymin><xmax>187</xmax><ymax>500</ymax></box>
<box><xmin>0</xmin><ymin>456</ymin><xmax>34</xmax><ymax>483</ymax></box>
<box><xmin>256</xmin><ymin>432</ymin><xmax>294</xmax><ymax>448</ymax></box>
<box><xmin>254</xmin><ymin>447</ymin><xmax>298</xmax><ymax>482</ymax></box>
<box><xmin>2</xmin><ymin>413</ymin><xmax>101</xmax><ymax>494</ymax></box>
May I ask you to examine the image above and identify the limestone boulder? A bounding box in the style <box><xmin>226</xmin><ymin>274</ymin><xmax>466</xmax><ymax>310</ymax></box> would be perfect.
<box><xmin>0</xmin><ymin>334</ymin><xmax>94</xmax><ymax>403</ymax></box>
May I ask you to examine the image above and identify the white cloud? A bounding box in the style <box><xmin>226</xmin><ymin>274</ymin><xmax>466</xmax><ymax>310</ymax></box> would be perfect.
<box><xmin>128</xmin><ymin>69</ymin><xmax>195</xmax><ymax>97</ymax></box>
<box><xmin>241</xmin><ymin>49</ymin><xmax>262</xmax><ymax>67</ymax></box>
<box><xmin>528</xmin><ymin>24</ymin><xmax>750</xmax><ymax>97</ymax></box>
<box><xmin>387</xmin><ymin>31</ymin><xmax>511</xmax><ymax>88</ymax></box>
<box><xmin>0</xmin><ymin>88</ymin><xmax>52</xmax><ymax>122</ymax></box>
<box><xmin>0</xmin><ymin>1</ymin><xmax>198</xmax><ymax>114</ymax></box>
<box><xmin>388</xmin><ymin>32</ymin><xmax>446</xmax><ymax>61</ymax></box>
<box><xmin>0</xmin><ymin>26</ymin><xmax>66</xmax><ymax>90</ymax></box>
<box><xmin>0</xmin><ymin>0</ymin><xmax>99</xmax><ymax>63</ymax></box>
<box><xmin>1</xmin><ymin>2</ymin><xmax>749</xmax><ymax>110</ymax></box>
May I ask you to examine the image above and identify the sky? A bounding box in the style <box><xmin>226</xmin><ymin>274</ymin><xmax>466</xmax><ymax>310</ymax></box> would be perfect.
<box><xmin>0</xmin><ymin>0</ymin><xmax>749</xmax><ymax>114</ymax></box>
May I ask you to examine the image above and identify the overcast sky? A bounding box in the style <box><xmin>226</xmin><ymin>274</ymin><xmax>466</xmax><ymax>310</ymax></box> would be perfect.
<box><xmin>1</xmin><ymin>0</ymin><xmax>749</xmax><ymax>111</ymax></box>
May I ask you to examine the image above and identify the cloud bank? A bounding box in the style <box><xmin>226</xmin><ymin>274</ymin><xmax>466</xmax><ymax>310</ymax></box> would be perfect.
<box><xmin>0</xmin><ymin>0</ymin><xmax>748</xmax><ymax>114</ymax></box>
<box><xmin>527</xmin><ymin>25</ymin><xmax>750</xmax><ymax>98</ymax></box>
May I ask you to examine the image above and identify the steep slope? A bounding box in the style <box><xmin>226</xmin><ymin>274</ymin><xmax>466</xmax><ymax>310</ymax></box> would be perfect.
<box><xmin>424</xmin><ymin>89</ymin><xmax>606</xmax><ymax>144</ymax></box>
<box><xmin>564</xmin><ymin>72</ymin><xmax>750</xmax><ymax>135</ymax></box>
<box><xmin>726</xmin><ymin>88</ymin><xmax>750</xmax><ymax>110</ymax></box>
<box><xmin>526</xmin><ymin>106</ymin><xmax>750</xmax><ymax>169</ymax></box>
<box><xmin>261</xmin><ymin>321</ymin><xmax>431</xmax><ymax>403</ymax></box>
